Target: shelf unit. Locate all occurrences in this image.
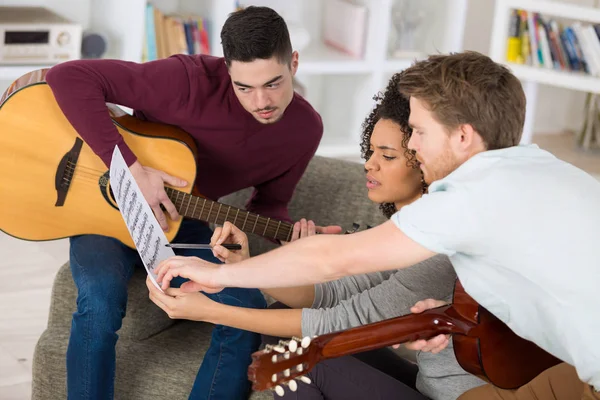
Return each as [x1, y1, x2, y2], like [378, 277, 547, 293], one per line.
[0, 0, 468, 161]
[0, 64, 54, 81]
[507, 63, 600, 93]
[489, 0, 600, 144]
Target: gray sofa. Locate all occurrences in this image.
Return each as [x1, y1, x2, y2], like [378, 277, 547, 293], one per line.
[32, 155, 388, 399]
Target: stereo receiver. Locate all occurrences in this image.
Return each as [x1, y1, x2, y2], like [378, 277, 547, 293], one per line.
[0, 6, 82, 65]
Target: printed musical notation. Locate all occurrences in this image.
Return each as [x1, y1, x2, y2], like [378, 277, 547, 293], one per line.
[109, 145, 175, 291]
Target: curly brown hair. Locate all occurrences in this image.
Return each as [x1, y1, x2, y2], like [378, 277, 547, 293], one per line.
[360, 72, 426, 219]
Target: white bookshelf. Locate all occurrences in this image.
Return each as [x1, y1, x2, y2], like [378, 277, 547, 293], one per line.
[508, 63, 600, 93]
[490, 0, 600, 144]
[297, 43, 373, 74]
[0, 0, 468, 161]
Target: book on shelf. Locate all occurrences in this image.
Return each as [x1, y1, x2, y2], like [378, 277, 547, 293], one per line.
[322, 0, 368, 59]
[142, 2, 210, 62]
[504, 8, 600, 77]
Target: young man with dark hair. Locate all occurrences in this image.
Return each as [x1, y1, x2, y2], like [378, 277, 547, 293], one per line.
[45, 6, 339, 399]
[154, 51, 600, 400]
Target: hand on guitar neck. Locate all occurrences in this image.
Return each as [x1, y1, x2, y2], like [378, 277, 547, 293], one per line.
[129, 161, 188, 231]
[394, 299, 451, 353]
[210, 219, 343, 264]
[280, 219, 343, 245]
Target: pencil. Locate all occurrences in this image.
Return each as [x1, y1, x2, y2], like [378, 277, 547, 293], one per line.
[165, 243, 242, 250]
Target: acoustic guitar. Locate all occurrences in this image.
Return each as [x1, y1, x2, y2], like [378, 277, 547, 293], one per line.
[0, 69, 295, 248]
[249, 279, 561, 395]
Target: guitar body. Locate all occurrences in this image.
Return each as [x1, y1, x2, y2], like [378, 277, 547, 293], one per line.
[0, 69, 197, 248]
[452, 280, 562, 389]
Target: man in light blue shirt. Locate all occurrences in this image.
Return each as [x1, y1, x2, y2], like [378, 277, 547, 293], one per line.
[153, 51, 600, 399]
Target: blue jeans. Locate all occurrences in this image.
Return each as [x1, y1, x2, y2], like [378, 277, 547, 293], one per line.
[66, 218, 266, 399]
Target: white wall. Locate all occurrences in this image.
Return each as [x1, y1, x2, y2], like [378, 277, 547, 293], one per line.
[463, 0, 591, 134]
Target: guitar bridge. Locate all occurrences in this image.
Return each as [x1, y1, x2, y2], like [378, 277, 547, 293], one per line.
[54, 138, 83, 206]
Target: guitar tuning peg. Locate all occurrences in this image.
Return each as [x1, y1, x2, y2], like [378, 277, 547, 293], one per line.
[301, 336, 312, 348]
[288, 379, 298, 392]
[274, 385, 285, 397]
[288, 339, 298, 352]
[296, 375, 311, 385]
[264, 344, 275, 354]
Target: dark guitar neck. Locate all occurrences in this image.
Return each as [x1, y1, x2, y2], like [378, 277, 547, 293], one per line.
[314, 305, 476, 360]
[165, 187, 294, 242]
[248, 303, 480, 392]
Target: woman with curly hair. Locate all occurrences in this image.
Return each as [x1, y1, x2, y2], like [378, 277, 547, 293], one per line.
[148, 73, 485, 399]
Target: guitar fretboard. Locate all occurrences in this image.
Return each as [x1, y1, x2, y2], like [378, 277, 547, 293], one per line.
[165, 187, 293, 242]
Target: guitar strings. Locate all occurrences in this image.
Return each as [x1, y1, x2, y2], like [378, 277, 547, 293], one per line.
[168, 191, 293, 240]
[65, 163, 106, 174]
[65, 174, 294, 241]
[64, 165, 294, 241]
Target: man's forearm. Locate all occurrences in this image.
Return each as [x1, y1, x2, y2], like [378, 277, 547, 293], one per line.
[214, 220, 435, 290]
[45, 61, 138, 166]
[211, 303, 303, 337]
[262, 286, 315, 309]
[218, 233, 339, 290]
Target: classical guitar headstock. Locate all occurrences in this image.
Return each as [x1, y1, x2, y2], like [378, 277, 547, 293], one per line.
[247, 336, 322, 396]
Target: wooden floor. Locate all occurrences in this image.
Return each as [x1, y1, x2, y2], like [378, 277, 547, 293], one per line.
[1, 133, 598, 399]
[534, 132, 600, 175]
[0, 236, 68, 399]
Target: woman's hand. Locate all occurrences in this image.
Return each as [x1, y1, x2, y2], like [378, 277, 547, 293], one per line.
[210, 222, 250, 263]
[146, 277, 221, 322]
[393, 299, 450, 353]
[281, 218, 343, 245]
[154, 256, 223, 293]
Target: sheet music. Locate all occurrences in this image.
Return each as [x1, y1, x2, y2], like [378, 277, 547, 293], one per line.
[109, 145, 175, 292]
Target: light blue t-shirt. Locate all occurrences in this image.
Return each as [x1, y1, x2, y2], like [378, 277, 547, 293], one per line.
[392, 144, 600, 389]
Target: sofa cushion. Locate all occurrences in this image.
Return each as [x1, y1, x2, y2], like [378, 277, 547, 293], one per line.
[33, 317, 272, 400]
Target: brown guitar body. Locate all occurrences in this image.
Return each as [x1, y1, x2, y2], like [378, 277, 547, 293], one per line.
[451, 280, 562, 389]
[0, 69, 294, 247]
[249, 279, 562, 392]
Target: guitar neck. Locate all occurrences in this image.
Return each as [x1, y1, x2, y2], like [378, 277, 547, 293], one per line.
[165, 187, 293, 242]
[248, 300, 479, 391]
[314, 305, 476, 360]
